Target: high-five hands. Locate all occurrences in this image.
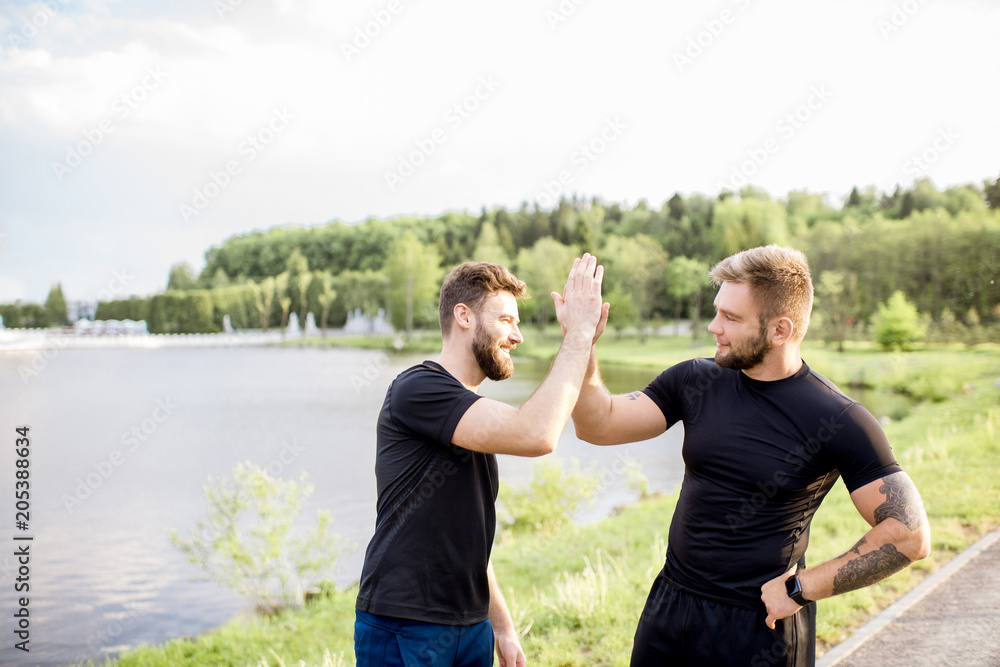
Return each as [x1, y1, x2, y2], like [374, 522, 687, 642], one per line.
[551, 253, 610, 345]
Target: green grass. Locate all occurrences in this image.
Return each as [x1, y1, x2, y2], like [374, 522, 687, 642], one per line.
[96, 339, 1000, 666]
[80, 590, 358, 667]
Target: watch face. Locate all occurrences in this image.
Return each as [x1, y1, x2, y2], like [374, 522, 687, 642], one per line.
[785, 575, 801, 596]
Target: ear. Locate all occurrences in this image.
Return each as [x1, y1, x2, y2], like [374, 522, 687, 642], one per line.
[770, 316, 795, 347]
[451, 303, 474, 334]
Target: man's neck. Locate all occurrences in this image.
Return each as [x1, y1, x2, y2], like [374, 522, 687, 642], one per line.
[437, 343, 485, 392]
[741, 346, 804, 382]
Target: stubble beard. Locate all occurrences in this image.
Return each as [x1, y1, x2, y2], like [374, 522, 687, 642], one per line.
[472, 321, 514, 381]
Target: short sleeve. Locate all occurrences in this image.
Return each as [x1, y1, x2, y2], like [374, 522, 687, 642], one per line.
[826, 402, 902, 493]
[389, 365, 482, 445]
[641, 359, 695, 427]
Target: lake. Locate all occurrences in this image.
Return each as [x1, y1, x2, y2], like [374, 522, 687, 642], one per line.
[0, 346, 684, 666]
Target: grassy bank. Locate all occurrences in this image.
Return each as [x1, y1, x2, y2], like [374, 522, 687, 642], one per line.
[98, 339, 1000, 666]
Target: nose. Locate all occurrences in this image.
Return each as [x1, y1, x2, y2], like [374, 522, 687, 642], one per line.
[510, 323, 524, 345]
[707, 313, 723, 336]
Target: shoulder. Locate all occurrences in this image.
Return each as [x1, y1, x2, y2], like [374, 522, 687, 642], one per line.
[393, 361, 458, 391]
[643, 357, 734, 421]
[390, 361, 469, 407]
[650, 357, 721, 385]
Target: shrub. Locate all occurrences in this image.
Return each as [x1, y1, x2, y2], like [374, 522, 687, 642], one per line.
[499, 459, 601, 535]
[167, 462, 353, 615]
[872, 291, 927, 350]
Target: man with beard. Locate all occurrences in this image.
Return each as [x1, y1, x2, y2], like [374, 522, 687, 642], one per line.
[356, 256, 608, 667]
[571, 245, 930, 666]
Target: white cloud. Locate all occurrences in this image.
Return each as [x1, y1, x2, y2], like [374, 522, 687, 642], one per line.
[0, 0, 998, 302]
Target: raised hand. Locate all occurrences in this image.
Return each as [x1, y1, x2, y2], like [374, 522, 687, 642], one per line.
[551, 253, 609, 345]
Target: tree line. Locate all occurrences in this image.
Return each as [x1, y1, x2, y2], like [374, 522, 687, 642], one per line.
[4, 175, 999, 345]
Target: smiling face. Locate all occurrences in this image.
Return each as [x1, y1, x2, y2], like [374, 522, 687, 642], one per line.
[707, 281, 772, 371]
[470, 291, 523, 381]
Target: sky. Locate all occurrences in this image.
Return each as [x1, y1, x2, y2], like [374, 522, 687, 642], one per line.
[0, 0, 998, 304]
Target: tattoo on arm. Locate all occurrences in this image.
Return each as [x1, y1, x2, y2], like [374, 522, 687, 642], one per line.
[626, 391, 642, 401]
[836, 536, 868, 560]
[873, 473, 926, 531]
[832, 544, 911, 595]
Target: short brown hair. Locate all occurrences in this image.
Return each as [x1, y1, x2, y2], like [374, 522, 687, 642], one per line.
[709, 245, 813, 340]
[438, 262, 527, 337]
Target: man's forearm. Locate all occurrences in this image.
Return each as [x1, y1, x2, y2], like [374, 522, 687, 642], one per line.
[802, 474, 931, 601]
[487, 561, 517, 637]
[763, 472, 931, 628]
[515, 330, 596, 449]
[570, 346, 614, 442]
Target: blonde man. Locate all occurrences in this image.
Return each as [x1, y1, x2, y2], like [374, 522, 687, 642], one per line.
[573, 245, 930, 666]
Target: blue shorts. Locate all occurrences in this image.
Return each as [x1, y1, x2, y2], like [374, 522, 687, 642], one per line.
[355, 610, 494, 667]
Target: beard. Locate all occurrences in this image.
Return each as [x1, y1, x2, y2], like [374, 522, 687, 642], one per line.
[472, 322, 514, 382]
[715, 326, 771, 371]
[472, 320, 514, 381]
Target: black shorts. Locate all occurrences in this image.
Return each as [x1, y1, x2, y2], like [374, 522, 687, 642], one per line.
[630, 569, 816, 667]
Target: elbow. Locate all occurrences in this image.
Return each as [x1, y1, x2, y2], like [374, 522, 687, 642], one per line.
[898, 521, 932, 562]
[573, 419, 607, 446]
[574, 422, 615, 447]
[912, 524, 932, 561]
[573, 421, 594, 444]
[530, 436, 558, 457]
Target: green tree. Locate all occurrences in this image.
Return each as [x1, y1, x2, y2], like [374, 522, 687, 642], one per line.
[603, 285, 638, 338]
[332, 270, 389, 327]
[984, 173, 1000, 210]
[286, 249, 311, 329]
[666, 257, 710, 340]
[909, 178, 947, 213]
[210, 267, 231, 289]
[816, 270, 857, 351]
[276, 272, 292, 330]
[167, 262, 197, 291]
[385, 232, 443, 335]
[317, 272, 337, 335]
[667, 192, 685, 221]
[148, 290, 216, 333]
[248, 277, 276, 331]
[471, 221, 511, 266]
[710, 196, 789, 258]
[514, 238, 579, 329]
[601, 234, 668, 341]
[873, 291, 926, 350]
[167, 462, 352, 615]
[44, 283, 68, 326]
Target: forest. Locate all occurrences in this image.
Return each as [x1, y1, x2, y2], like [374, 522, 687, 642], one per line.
[6, 175, 999, 346]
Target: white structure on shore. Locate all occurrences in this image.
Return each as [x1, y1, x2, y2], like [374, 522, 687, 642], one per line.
[304, 312, 320, 336]
[74, 319, 149, 335]
[344, 308, 393, 335]
[286, 312, 300, 336]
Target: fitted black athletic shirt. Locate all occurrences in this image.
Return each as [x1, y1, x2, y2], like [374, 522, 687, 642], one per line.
[356, 360, 498, 625]
[642, 358, 902, 608]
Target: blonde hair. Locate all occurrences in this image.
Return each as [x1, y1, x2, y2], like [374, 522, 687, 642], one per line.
[709, 245, 813, 340]
[438, 262, 527, 337]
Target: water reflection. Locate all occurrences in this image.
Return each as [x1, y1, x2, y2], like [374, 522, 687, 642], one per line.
[0, 347, 683, 666]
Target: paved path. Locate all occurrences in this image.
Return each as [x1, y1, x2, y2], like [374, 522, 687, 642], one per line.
[819, 528, 1000, 667]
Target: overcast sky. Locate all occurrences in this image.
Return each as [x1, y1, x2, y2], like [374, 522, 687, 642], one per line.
[1, 0, 998, 304]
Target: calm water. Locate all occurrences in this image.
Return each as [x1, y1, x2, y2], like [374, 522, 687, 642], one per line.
[0, 346, 683, 666]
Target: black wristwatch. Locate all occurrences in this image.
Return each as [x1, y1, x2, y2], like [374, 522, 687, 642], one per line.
[785, 574, 811, 606]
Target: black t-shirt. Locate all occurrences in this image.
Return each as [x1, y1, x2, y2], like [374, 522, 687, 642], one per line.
[642, 358, 902, 608]
[356, 360, 498, 625]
